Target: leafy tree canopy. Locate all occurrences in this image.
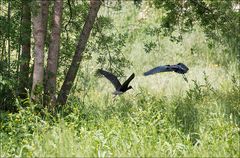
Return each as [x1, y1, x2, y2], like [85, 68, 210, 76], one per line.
[151, 0, 239, 57]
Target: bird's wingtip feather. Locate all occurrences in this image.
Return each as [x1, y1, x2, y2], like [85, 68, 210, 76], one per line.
[143, 72, 151, 76]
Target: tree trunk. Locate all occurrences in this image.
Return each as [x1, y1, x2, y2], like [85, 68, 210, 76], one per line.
[42, 0, 49, 41]
[44, 0, 63, 108]
[19, 0, 31, 99]
[31, 0, 49, 102]
[7, 0, 11, 73]
[57, 0, 102, 105]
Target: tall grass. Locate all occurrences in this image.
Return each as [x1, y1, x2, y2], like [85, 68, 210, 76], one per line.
[1, 76, 239, 157]
[1, 2, 239, 157]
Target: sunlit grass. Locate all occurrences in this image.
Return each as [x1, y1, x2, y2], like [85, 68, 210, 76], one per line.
[2, 79, 239, 157]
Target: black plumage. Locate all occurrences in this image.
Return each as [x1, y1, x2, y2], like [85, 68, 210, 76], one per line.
[144, 63, 189, 82]
[98, 69, 135, 95]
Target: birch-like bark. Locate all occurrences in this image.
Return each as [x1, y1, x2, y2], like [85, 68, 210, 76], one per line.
[44, 0, 63, 108]
[31, 0, 49, 102]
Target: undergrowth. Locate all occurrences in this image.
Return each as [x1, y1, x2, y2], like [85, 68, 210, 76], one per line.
[1, 75, 239, 157]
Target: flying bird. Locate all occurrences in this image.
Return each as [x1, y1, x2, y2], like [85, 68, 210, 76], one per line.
[98, 69, 135, 95]
[144, 63, 189, 82]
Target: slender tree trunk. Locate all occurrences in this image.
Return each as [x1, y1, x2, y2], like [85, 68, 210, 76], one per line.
[42, 0, 49, 41]
[29, 1, 49, 93]
[19, 0, 31, 99]
[44, 0, 63, 108]
[7, 0, 11, 73]
[57, 0, 102, 105]
[1, 39, 6, 61]
[31, 0, 49, 102]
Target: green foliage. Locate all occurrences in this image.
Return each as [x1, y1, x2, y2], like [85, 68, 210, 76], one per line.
[0, 1, 239, 157]
[218, 75, 240, 127]
[151, 0, 240, 58]
[144, 41, 157, 53]
[0, 0, 21, 50]
[173, 74, 217, 145]
[0, 74, 16, 111]
[0, 61, 17, 112]
[1, 78, 239, 157]
[0, 103, 51, 157]
[59, 3, 131, 78]
[58, 1, 89, 78]
[89, 15, 131, 75]
[0, 15, 8, 37]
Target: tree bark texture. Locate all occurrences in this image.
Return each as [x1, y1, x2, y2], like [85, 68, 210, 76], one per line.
[7, 0, 11, 73]
[44, 0, 63, 108]
[19, 0, 31, 99]
[31, 0, 49, 102]
[42, 0, 49, 41]
[57, 0, 102, 105]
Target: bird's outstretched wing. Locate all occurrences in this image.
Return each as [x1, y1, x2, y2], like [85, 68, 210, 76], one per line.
[121, 73, 135, 90]
[143, 65, 172, 76]
[98, 69, 121, 90]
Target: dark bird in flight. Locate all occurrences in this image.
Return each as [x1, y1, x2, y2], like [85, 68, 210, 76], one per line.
[98, 69, 135, 95]
[144, 63, 189, 82]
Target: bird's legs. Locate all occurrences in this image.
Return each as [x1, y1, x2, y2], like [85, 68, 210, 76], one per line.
[182, 74, 188, 82]
[112, 94, 117, 102]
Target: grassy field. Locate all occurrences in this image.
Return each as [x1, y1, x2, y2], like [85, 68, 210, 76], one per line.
[1, 2, 239, 157]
